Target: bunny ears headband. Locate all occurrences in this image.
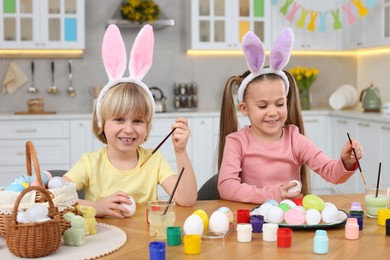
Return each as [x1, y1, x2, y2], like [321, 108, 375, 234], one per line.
[95, 24, 155, 128]
[238, 28, 294, 102]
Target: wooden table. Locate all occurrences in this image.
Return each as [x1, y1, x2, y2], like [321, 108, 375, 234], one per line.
[98, 194, 390, 259]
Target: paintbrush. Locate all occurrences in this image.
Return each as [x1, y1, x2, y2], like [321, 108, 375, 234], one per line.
[347, 133, 367, 187]
[140, 128, 176, 167]
[153, 167, 185, 237]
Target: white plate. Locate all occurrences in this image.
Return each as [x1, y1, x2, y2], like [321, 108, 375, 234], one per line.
[329, 91, 347, 110]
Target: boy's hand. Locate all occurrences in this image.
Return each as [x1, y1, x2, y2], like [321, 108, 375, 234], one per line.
[92, 191, 132, 218]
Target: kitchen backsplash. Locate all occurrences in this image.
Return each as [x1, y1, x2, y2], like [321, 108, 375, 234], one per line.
[1, 0, 388, 114]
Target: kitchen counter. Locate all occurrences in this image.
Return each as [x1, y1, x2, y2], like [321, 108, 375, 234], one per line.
[1, 109, 390, 122]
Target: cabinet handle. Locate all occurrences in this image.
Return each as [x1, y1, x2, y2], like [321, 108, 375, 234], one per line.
[336, 120, 348, 124]
[16, 129, 37, 133]
[381, 126, 390, 131]
[358, 122, 370, 127]
[304, 119, 319, 123]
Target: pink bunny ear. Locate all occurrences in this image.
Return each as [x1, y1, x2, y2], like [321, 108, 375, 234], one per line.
[129, 25, 154, 81]
[269, 28, 294, 71]
[242, 31, 265, 74]
[102, 24, 127, 81]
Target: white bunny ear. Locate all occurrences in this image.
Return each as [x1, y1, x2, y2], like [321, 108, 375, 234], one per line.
[242, 31, 265, 74]
[129, 25, 154, 81]
[269, 28, 294, 71]
[102, 24, 127, 81]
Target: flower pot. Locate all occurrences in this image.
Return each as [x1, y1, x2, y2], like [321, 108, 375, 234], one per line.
[299, 88, 311, 110]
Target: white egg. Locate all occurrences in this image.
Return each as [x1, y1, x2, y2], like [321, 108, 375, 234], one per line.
[26, 204, 49, 222]
[48, 176, 64, 189]
[121, 196, 136, 217]
[209, 211, 229, 234]
[266, 205, 284, 224]
[183, 214, 204, 236]
[295, 206, 307, 214]
[287, 180, 302, 193]
[305, 209, 321, 225]
[280, 199, 297, 208]
[17, 211, 30, 223]
[264, 199, 279, 206]
[321, 204, 339, 223]
[257, 203, 273, 221]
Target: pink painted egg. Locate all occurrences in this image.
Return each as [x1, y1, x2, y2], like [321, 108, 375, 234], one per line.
[284, 208, 305, 225]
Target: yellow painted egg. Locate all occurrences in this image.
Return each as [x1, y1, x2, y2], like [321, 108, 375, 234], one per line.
[302, 194, 325, 211]
[193, 209, 209, 232]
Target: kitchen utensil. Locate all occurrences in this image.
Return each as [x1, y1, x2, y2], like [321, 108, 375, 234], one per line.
[359, 83, 382, 112]
[28, 61, 39, 94]
[67, 60, 76, 97]
[47, 61, 59, 94]
[140, 128, 176, 167]
[149, 86, 167, 112]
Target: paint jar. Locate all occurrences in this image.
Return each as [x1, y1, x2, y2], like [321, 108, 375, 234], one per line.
[167, 226, 182, 246]
[386, 219, 390, 236]
[236, 223, 252, 242]
[377, 209, 390, 226]
[250, 214, 264, 233]
[183, 234, 201, 255]
[349, 213, 364, 230]
[345, 218, 359, 240]
[277, 228, 292, 248]
[313, 230, 328, 254]
[262, 223, 278, 242]
[237, 209, 250, 223]
[149, 241, 166, 260]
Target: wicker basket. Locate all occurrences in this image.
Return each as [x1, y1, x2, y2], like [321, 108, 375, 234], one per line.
[6, 186, 62, 258]
[0, 141, 78, 237]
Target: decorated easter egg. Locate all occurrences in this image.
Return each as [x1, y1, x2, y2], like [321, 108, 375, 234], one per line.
[266, 205, 284, 224]
[48, 176, 64, 189]
[302, 194, 325, 211]
[193, 209, 209, 232]
[305, 209, 321, 225]
[121, 196, 136, 217]
[209, 211, 229, 234]
[284, 208, 305, 225]
[279, 203, 291, 212]
[280, 199, 297, 209]
[183, 214, 204, 235]
[264, 199, 279, 206]
[217, 207, 234, 223]
[287, 180, 302, 193]
[292, 197, 303, 206]
[5, 183, 25, 192]
[321, 203, 339, 223]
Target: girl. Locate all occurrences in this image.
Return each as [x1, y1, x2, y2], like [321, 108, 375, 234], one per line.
[217, 28, 363, 204]
[63, 24, 197, 218]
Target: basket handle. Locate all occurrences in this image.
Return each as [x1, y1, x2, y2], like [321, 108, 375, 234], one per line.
[25, 141, 44, 188]
[10, 186, 58, 222]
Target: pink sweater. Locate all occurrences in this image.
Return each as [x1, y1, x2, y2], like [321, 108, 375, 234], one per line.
[218, 125, 355, 204]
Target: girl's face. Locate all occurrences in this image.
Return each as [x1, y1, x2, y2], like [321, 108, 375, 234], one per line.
[104, 112, 147, 156]
[239, 78, 287, 142]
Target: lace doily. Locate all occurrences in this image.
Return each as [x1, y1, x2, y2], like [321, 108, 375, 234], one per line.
[0, 222, 127, 259]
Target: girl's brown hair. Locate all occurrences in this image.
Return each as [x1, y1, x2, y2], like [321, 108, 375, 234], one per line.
[218, 71, 310, 195]
[92, 83, 154, 144]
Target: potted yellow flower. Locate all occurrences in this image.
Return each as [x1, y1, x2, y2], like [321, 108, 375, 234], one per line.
[121, 0, 160, 24]
[289, 66, 319, 110]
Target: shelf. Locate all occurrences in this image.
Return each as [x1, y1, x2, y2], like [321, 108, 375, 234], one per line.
[107, 18, 174, 30]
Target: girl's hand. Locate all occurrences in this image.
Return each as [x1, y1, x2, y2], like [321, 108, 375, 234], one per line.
[279, 182, 302, 200]
[341, 139, 363, 171]
[91, 191, 132, 218]
[171, 118, 190, 153]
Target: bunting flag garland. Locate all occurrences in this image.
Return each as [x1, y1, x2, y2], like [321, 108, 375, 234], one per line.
[277, 0, 378, 32]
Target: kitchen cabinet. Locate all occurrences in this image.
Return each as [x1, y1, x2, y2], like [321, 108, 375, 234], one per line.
[0, 0, 85, 49]
[271, 0, 342, 50]
[343, 1, 390, 49]
[190, 0, 272, 50]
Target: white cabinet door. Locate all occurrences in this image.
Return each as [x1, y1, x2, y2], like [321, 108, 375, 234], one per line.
[190, 0, 271, 50]
[271, 0, 341, 50]
[378, 122, 390, 186]
[303, 115, 333, 194]
[0, 0, 85, 49]
[192, 117, 215, 189]
[70, 119, 93, 166]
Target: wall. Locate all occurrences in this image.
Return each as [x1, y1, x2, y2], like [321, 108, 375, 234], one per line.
[0, 0, 358, 114]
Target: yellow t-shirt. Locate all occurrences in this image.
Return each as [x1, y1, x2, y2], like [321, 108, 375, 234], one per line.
[65, 147, 175, 203]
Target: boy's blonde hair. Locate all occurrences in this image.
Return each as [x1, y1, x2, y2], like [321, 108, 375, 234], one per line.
[92, 82, 154, 144]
